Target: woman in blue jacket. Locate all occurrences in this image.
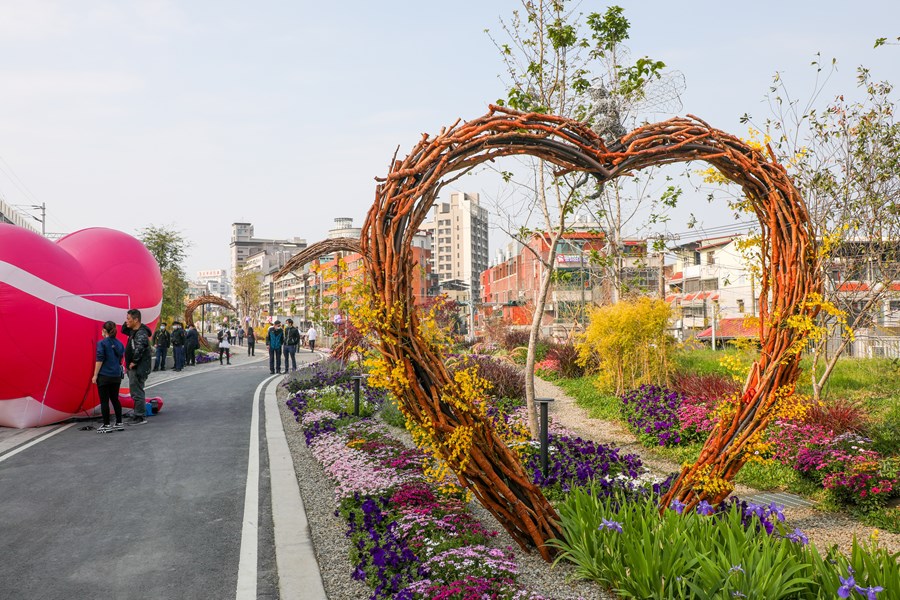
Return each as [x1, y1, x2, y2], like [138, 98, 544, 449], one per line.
[92, 321, 126, 433]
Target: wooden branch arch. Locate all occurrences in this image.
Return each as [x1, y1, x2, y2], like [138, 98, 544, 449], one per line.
[184, 294, 237, 349]
[282, 105, 821, 559]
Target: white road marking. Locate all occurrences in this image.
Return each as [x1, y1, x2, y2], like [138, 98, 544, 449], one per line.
[0, 423, 75, 464]
[235, 374, 279, 600]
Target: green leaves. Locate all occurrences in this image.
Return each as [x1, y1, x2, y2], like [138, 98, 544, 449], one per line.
[138, 224, 190, 323]
[618, 57, 667, 99]
[549, 485, 896, 599]
[586, 6, 630, 55]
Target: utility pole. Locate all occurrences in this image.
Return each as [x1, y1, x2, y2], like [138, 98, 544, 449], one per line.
[658, 247, 666, 299]
[579, 245, 586, 324]
[711, 300, 719, 350]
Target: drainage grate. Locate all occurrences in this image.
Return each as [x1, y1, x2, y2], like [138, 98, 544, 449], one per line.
[741, 491, 816, 509]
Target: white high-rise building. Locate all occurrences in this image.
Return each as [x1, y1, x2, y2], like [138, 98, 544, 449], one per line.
[423, 192, 489, 333]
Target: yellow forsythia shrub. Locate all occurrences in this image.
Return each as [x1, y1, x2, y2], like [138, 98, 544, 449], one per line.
[576, 297, 674, 395]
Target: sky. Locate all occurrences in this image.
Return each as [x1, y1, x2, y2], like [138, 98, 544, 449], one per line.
[0, 0, 896, 277]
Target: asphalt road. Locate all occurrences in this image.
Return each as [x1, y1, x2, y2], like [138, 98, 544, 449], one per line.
[0, 353, 316, 600]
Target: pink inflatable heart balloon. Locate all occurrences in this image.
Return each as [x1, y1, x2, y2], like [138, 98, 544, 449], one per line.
[0, 225, 162, 428]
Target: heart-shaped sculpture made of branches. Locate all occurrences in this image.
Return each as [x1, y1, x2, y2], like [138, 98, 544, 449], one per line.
[278, 105, 821, 559]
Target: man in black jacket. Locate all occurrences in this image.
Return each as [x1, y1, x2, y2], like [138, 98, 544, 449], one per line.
[184, 324, 199, 366]
[123, 309, 152, 425]
[171, 321, 186, 371]
[151, 322, 171, 371]
[283, 318, 300, 372]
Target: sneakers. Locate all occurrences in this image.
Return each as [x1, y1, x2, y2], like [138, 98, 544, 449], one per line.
[112, 422, 124, 431]
[126, 416, 147, 426]
[96, 424, 113, 434]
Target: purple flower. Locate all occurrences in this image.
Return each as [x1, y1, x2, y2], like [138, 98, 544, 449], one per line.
[838, 574, 856, 598]
[669, 499, 685, 514]
[785, 528, 808, 546]
[599, 519, 623, 533]
[768, 501, 785, 522]
[729, 564, 744, 574]
[697, 500, 714, 516]
[855, 585, 885, 600]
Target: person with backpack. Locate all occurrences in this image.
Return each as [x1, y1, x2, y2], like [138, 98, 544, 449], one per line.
[170, 321, 186, 371]
[266, 320, 284, 374]
[217, 327, 231, 365]
[122, 309, 152, 425]
[283, 318, 300, 372]
[151, 322, 170, 371]
[92, 320, 125, 433]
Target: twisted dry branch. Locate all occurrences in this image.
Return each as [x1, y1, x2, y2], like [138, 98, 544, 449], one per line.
[183, 294, 237, 349]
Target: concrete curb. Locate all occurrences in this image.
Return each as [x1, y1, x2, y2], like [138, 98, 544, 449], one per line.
[265, 379, 327, 599]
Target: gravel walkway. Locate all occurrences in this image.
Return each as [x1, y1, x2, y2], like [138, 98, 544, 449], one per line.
[535, 376, 900, 555]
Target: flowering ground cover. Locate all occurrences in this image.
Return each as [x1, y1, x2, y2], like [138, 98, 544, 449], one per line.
[619, 384, 684, 447]
[287, 361, 554, 600]
[772, 421, 900, 513]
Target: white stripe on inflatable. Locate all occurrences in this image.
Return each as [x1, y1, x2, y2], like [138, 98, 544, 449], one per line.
[0, 260, 161, 322]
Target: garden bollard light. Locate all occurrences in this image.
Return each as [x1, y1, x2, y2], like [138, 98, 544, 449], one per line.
[351, 375, 362, 416]
[535, 397, 554, 480]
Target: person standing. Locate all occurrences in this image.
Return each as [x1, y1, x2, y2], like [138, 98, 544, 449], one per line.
[266, 321, 284, 374]
[283, 318, 300, 372]
[246, 327, 256, 356]
[123, 309, 152, 425]
[306, 324, 317, 353]
[184, 323, 199, 366]
[151, 322, 170, 371]
[237, 327, 244, 346]
[217, 327, 231, 365]
[93, 320, 125, 433]
[170, 321, 186, 371]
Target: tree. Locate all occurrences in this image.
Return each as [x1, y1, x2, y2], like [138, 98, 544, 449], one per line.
[233, 265, 262, 325]
[138, 225, 190, 324]
[488, 2, 672, 436]
[755, 60, 900, 401]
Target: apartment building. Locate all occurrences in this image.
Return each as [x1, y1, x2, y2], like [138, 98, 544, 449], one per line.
[229, 222, 306, 295]
[422, 192, 489, 335]
[0, 198, 39, 232]
[666, 236, 756, 340]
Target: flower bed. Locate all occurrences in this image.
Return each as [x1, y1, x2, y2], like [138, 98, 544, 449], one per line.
[619, 384, 684, 447]
[772, 421, 900, 511]
[293, 397, 552, 599]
